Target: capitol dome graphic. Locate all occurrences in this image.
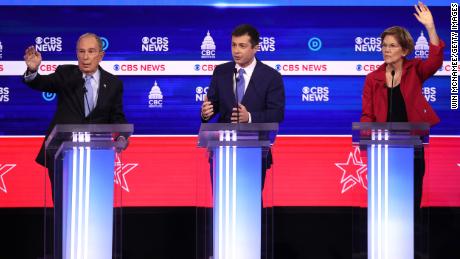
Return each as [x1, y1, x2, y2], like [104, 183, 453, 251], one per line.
[148, 81, 163, 108]
[415, 31, 429, 59]
[201, 31, 216, 51]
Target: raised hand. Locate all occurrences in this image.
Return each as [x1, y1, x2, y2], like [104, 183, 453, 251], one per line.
[414, 1, 435, 29]
[413, 1, 439, 45]
[24, 45, 42, 72]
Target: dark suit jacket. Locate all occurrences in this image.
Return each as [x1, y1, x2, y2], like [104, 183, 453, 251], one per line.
[202, 60, 285, 169]
[24, 65, 127, 167]
[203, 60, 285, 123]
[361, 40, 444, 126]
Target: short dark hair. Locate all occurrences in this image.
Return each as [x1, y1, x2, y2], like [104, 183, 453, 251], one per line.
[232, 24, 260, 47]
[380, 26, 414, 55]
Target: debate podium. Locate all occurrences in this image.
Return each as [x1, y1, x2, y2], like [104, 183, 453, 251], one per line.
[45, 124, 133, 259]
[352, 122, 429, 259]
[198, 123, 278, 259]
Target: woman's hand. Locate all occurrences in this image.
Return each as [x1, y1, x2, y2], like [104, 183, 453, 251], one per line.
[414, 1, 435, 29]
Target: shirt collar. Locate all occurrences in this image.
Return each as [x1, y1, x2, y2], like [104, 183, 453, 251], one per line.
[235, 58, 257, 76]
[83, 69, 101, 87]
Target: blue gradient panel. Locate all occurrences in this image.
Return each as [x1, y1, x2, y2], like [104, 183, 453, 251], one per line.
[0, 6, 455, 136]
[213, 146, 262, 259]
[61, 147, 115, 259]
[0, 6, 450, 61]
[0, 0, 453, 6]
[368, 145, 414, 259]
[0, 75, 455, 135]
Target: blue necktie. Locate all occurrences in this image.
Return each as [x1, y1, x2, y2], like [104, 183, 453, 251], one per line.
[84, 75, 94, 117]
[236, 68, 245, 103]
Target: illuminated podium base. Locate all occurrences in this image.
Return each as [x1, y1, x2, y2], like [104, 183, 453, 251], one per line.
[199, 123, 278, 259]
[366, 143, 414, 259]
[212, 143, 262, 259]
[61, 146, 116, 259]
[46, 124, 133, 259]
[353, 122, 429, 259]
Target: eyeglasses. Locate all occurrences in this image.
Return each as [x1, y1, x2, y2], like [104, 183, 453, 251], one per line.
[381, 43, 401, 50]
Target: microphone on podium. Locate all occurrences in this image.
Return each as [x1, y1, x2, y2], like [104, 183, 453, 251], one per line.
[233, 68, 240, 123]
[389, 69, 395, 122]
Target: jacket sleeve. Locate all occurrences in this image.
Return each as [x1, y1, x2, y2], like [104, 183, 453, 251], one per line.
[417, 39, 445, 82]
[201, 66, 220, 123]
[360, 75, 376, 122]
[23, 65, 65, 93]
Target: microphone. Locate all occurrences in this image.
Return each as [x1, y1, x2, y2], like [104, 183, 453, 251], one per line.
[389, 69, 395, 122]
[233, 68, 240, 124]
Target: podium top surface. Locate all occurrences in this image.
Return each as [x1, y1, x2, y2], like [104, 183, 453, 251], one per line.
[198, 123, 279, 148]
[45, 124, 133, 149]
[352, 122, 430, 146]
[352, 122, 430, 131]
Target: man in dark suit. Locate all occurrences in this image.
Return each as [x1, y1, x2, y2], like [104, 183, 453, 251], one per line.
[200, 24, 285, 259]
[201, 24, 285, 172]
[24, 32, 128, 184]
[201, 24, 284, 124]
[23, 33, 128, 257]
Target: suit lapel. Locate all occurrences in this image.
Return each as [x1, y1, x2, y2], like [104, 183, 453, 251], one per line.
[95, 67, 108, 110]
[70, 68, 86, 117]
[242, 61, 260, 104]
[226, 63, 237, 104]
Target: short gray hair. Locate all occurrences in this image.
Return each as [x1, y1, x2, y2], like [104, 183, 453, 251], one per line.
[77, 33, 103, 52]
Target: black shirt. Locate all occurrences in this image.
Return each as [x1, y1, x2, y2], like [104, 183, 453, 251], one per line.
[386, 84, 408, 122]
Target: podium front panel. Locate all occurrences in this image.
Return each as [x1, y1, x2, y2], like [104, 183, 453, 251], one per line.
[44, 124, 132, 259]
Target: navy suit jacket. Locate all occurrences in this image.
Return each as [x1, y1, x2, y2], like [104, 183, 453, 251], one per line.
[203, 60, 285, 123]
[202, 60, 285, 169]
[24, 65, 127, 167]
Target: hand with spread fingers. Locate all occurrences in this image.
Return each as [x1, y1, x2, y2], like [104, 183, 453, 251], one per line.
[413, 1, 439, 45]
[414, 1, 434, 28]
[24, 45, 42, 72]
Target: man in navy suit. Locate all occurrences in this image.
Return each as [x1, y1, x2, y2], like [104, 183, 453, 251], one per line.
[200, 24, 285, 258]
[201, 24, 285, 125]
[201, 24, 285, 172]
